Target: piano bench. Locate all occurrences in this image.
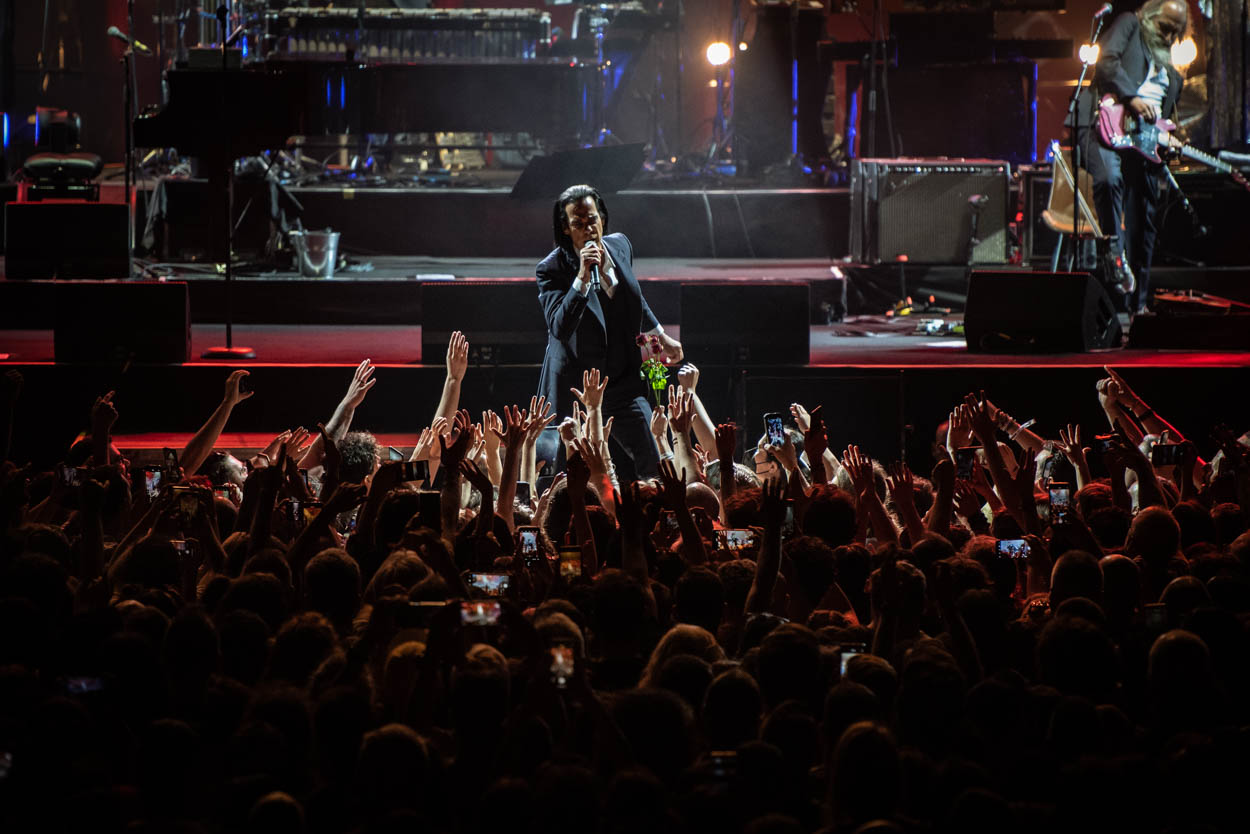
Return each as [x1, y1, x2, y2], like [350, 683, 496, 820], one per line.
[21, 152, 104, 202]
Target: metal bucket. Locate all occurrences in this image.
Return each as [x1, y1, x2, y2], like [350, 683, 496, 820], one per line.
[290, 229, 340, 278]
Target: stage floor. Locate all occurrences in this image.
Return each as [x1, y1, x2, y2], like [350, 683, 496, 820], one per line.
[4, 319, 1249, 368]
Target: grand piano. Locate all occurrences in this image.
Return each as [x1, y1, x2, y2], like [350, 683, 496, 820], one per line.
[134, 8, 601, 156]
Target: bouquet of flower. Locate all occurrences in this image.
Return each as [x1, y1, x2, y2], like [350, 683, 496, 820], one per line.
[637, 333, 668, 407]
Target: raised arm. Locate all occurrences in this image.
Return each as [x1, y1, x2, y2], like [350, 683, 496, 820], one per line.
[300, 359, 377, 470]
[677, 364, 717, 454]
[182, 370, 253, 477]
[434, 331, 469, 428]
[745, 475, 786, 613]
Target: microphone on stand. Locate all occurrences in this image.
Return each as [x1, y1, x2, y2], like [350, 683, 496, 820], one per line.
[1092, 3, 1114, 19]
[106, 26, 153, 56]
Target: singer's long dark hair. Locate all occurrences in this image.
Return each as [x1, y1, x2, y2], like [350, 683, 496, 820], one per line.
[552, 184, 609, 254]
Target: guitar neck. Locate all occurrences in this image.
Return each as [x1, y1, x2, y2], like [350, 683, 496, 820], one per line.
[1178, 144, 1235, 175]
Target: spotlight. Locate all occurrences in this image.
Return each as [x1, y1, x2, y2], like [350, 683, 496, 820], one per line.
[738, 42, 748, 51]
[1171, 37, 1196, 71]
[1078, 43, 1100, 65]
[706, 41, 731, 67]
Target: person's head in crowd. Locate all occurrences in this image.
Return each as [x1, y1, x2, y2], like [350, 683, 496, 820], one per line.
[304, 548, 362, 632]
[702, 667, 763, 749]
[338, 431, 381, 485]
[1125, 506, 1182, 571]
[1099, 554, 1141, 626]
[828, 721, 901, 830]
[1087, 505, 1131, 550]
[673, 567, 725, 634]
[640, 623, 724, 687]
[802, 486, 859, 548]
[1211, 502, 1246, 546]
[1037, 612, 1118, 701]
[203, 449, 249, 489]
[1049, 550, 1103, 608]
[757, 623, 822, 712]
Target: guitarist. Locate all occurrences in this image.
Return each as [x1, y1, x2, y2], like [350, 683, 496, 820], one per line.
[1069, 0, 1187, 315]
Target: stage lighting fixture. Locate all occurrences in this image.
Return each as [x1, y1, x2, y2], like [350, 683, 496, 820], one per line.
[706, 42, 731, 67]
[1171, 37, 1196, 71]
[1078, 43, 1099, 65]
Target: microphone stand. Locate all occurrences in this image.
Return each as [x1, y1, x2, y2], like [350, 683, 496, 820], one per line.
[124, 0, 137, 279]
[1065, 10, 1109, 270]
[202, 2, 255, 360]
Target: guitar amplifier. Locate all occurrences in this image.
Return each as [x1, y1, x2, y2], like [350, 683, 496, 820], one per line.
[850, 158, 1009, 265]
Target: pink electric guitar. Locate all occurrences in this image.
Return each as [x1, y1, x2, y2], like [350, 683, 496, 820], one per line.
[1097, 94, 1250, 191]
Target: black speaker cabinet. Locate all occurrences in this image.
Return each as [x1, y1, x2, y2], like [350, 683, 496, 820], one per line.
[964, 271, 1122, 353]
[421, 280, 549, 365]
[850, 159, 1009, 265]
[680, 282, 810, 365]
[53, 281, 191, 363]
[4, 202, 129, 279]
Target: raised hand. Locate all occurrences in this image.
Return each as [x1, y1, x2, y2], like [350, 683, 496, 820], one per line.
[459, 459, 494, 496]
[614, 480, 644, 533]
[953, 479, 983, 522]
[947, 405, 973, 452]
[803, 405, 828, 467]
[571, 436, 609, 482]
[677, 363, 700, 393]
[317, 423, 341, 490]
[650, 405, 670, 441]
[766, 431, 800, 474]
[91, 390, 118, 432]
[282, 427, 313, 461]
[224, 369, 253, 407]
[523, 397, 555, 444]
[343, 359, 377, 409]
[842, 445, 875, 497]
[566, 451, 591, 496]
[656, 458, 688, 511]
[668, 385, 695, 434]
[571, 368, 608, 411]
[715, 423, 737, 465]
[446, 331, 469, 381]
[439, 409, 473, 468]
[886, 461, 916, 510]
[494, 404, 527, 452]
[760, 472, 787, 528]
[789, 402, 812, 433]
[1103, 366, 1142, 409]
[963, 393, 997, 442]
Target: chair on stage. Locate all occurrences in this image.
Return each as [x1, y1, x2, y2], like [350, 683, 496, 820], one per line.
[1042, 141, 1105, 272]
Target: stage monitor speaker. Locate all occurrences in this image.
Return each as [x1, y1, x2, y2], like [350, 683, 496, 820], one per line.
[54, 281, 191, 363]
[850, 159, 1009, 265]
[4, 202, 129, 279]
[422, 280, 548, 365]
[510, 144, 646, 201]
[964, 271, 1122, 353]
[680, 282, 810, 365]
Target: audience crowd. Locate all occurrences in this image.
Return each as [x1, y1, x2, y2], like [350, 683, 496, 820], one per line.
[2, 336, 1250, 834]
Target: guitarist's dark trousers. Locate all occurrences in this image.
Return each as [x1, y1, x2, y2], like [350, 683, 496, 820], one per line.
[1074, 124, 1161, 314]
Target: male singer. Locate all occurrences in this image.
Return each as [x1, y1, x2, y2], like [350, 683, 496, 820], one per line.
[535, 184, 682, 480]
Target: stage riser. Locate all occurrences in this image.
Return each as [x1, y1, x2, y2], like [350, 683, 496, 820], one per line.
[0, 276, 848, 328]
[191, 187, 849, 259]
[8, 363, 1249, 475]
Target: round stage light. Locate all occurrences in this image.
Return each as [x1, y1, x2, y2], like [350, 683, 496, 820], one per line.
[1078, 43, 1100, 65]
[706, 42, 731, 67]
[1171, 37, 1196, 71]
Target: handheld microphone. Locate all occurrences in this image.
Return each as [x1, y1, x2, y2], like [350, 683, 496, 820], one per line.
[1093, 3, 1113, 19]
[106, 26, 153, 56]
[587, 237, 601, 286]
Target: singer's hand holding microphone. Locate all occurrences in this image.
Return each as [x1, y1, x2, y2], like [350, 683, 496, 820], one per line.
[578, 239, 604, 285]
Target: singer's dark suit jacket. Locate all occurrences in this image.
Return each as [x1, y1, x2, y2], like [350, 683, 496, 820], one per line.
[1070, 12, 1183, 127]
[535, 233, 659, 420]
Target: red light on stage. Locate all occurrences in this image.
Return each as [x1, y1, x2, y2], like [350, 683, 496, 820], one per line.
[1015, 211, 1024, 222]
